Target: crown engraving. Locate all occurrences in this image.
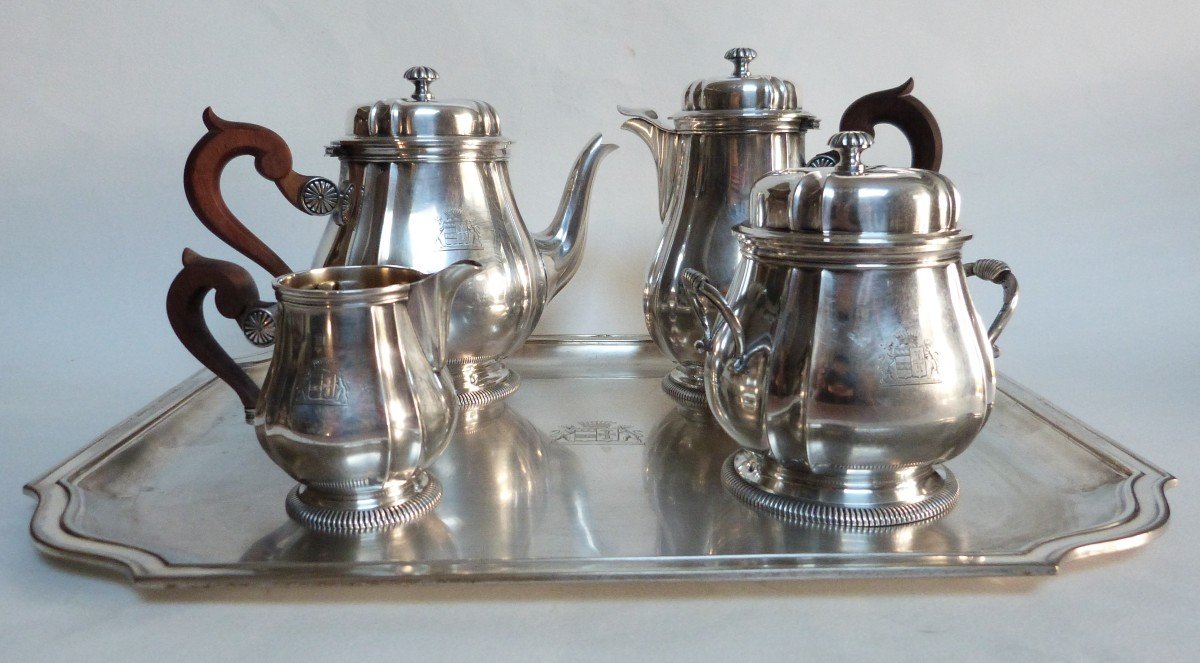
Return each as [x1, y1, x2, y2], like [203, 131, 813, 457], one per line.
[882, 327, 941, 386]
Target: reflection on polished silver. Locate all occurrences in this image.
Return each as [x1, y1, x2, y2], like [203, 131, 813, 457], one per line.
[314, 67, 617, 406]
[24, 337, 1174, 584]
[619, 48, 820, 409]
[686, 131, 1019, 525]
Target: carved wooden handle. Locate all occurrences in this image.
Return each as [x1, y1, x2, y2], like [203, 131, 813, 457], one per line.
[167, 248, 274, 421]
[838, 78, 943, 172]
[183, 108, 338, 277]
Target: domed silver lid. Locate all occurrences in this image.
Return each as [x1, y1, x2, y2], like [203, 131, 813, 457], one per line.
[749, 131, 960, 236]
[681, 48, 799, 112]
[353, 66, 501, 137]
[329, 66, 509, 161]
[671, 48, 817, 133]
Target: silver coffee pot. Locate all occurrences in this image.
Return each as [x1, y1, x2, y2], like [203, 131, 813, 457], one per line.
[185, 66, 617, 407]
[621, 48, 941, 409]
[167, 250, 481, 531]
[683, 131, 1018, 527]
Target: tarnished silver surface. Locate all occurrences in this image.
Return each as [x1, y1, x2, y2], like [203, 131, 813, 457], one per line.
[25, 336, 1173, 586]
[619, 48, 819, 409]
[684, 132, 1020, 526]
[316, 68, 618, 405]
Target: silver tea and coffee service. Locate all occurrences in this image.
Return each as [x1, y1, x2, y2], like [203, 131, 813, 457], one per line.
[26, 45, 1175, 586]
[684, 130, 1018, 526]
[622, 48, 942, 410]
[165, 50, 1018, 533]
[166, 248, 481, 531]
[184, 65, 617, 408]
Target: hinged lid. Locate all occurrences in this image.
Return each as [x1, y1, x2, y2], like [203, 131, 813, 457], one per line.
[329, 66, 509, 161]
[671, 48, 818, 133]
[750, 131, 960, 236]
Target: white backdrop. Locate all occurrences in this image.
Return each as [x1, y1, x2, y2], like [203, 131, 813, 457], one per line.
[3, 1, 1198, 659]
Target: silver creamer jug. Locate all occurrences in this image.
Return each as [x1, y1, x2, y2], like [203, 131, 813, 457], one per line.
[622, 48, 943, 410]
[683, 131, 1018, 527]
[167, 250, 482, 531]
[185, 66, 617, 407]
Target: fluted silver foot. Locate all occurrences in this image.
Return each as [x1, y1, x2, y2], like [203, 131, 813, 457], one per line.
[285, 471, 443, 532]
[721, 451, 959, 527]
[450, 360, 520, 407]
[661, 364, 709, 412]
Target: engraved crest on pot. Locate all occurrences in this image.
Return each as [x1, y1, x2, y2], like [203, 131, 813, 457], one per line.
[881, 327, 942, 386]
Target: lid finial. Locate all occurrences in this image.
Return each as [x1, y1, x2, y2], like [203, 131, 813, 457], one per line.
[724, 47, 757, 77]
[829, 131, 873, 175]
[404, 66, 439, 101]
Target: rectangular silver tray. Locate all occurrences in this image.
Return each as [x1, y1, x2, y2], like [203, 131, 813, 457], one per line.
[25, 336, 1174, 586]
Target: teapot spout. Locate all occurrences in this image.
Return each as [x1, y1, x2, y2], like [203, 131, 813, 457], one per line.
[407, 260, 483, 371]
[533, 134, 618, 299]
[618, 106, 681, 222]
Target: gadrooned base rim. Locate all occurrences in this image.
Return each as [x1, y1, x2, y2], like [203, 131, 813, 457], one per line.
[661, 374, 708, 410]
[721, 452, 960, 527]
[455, 370, 521, 408]
[285, 472, 443, 533]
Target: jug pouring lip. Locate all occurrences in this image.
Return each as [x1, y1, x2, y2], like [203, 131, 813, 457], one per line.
[273, 264, 428, 306]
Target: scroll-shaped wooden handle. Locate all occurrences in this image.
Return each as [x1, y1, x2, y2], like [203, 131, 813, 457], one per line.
[167, 248, 273, 421]
[184, 108, 338, 277]
[839, 78, 943, 172]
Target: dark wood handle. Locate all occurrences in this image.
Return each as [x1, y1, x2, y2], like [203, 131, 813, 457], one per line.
[166, 248, 269, 417]
[839, 78, 943, 172]
[183, 107, 319, 277]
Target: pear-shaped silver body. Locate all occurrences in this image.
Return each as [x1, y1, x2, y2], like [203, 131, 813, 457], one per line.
[256, 262, 481, 530]
[619, 48, 819, 409]
[184, 67, 615, 409]
[314, 67, 617, 406]
[685, 132, 1019, 527]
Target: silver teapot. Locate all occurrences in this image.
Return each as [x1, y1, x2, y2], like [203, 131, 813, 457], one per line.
[185, 66, 617, 407]
[621, 48, 941, 409]
[167, 250, 481, 531]
[683, 131, 1018, 527]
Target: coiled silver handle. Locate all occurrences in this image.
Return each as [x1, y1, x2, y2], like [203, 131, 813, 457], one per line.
[681, 268, 745, 359]
[964, 259, 1019, 358]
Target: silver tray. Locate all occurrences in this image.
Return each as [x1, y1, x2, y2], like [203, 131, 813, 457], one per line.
[25, 336, 1174, 586]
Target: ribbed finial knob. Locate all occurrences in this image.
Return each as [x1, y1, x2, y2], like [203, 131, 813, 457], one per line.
[724, 47, 757, 77]
[829, 130, 873, 175]
[404, 66, 439, 101]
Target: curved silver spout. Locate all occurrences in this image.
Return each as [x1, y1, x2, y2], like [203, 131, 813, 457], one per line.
[533, 134, 618, 300]
[407, 260, 483, 371]
[618, 106, 681, 222]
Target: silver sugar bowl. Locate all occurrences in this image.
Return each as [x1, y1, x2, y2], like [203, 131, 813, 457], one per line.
[683, 131, 1019, 526]
[167, 250, 481, 531]
[184, 66, 617, 407]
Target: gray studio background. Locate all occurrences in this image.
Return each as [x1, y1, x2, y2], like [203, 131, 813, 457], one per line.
[2, 1, 1198, 659]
